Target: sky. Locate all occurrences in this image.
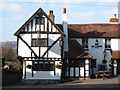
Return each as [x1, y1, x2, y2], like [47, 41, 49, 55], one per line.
[0, 0, 120, 42]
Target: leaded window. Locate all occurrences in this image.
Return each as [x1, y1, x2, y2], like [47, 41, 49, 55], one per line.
[36, 17, 45, 25]
[32, 38, 47, 47]
[33, 61, 54, 71]
[69, 59, 85, 67]
[41, 17, 45, 24]
[91, 59, 96, 68]
[105, 38, 111, 48]
[82, 38, 88, 48]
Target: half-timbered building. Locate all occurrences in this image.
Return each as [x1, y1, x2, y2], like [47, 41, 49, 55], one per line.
[14, 8, 120, 80]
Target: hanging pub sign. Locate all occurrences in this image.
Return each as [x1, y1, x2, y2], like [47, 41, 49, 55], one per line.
[102, 59, 107, 64]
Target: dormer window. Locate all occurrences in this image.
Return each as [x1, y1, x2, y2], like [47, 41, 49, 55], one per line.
[105, 38, 111, 48]
[82, 38, 88, 48]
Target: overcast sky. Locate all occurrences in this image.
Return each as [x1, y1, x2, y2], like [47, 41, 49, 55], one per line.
[0, 0, 119, 42]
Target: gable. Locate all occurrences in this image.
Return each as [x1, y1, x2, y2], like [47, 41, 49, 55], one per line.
[14, 8, 64, 36]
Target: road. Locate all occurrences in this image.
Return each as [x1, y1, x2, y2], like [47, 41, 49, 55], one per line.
[2, 77, 120, 89]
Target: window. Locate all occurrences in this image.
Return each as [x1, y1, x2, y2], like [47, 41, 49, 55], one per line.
[98, 65, 107, 71]
[82, 38, 88, 48]
[105, 38, 111, 48]
[31, 20, 33, 29]
[47, 20, 49, 31]
[91, 59, 96, 68]
[41, 17, 45, 24]
[33, 61, 54, 71]
[36, 17, 45, 25]
[32, 38, 47, 47]
[22, 28, 25, 32]
[27, 24, 29, 31]
[36, 18, 40, 24]
[80, 60, 85, 67]
[69, 59, 85, 67]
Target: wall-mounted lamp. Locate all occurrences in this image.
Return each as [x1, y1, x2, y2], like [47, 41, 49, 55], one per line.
[103, 50, 107, 58]
[59, 39, 63, 47]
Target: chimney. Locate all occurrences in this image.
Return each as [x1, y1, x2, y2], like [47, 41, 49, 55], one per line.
[62, 8, 67, 22]
[114, 14, 116, 18]
[62, 8, 68, 53]
[63, 8, 66, 13]
[110, 14, 119, 24]
[48, 10, 55, 22]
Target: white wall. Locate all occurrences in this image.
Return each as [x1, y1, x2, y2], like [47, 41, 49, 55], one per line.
[18, 34, 31, 57]
[71, 38, 113, 74]
[48, 34, 61, 58]
[111, 39, 120, 51]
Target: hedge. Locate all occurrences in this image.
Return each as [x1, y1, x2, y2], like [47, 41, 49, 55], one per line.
[2, 69, 22, 85]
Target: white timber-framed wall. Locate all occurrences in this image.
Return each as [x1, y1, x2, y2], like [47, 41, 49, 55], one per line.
[70, 38, 120, 74]
[16, 8, 64, 80]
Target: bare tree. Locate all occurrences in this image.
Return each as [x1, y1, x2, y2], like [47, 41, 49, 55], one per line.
[2, 42, 17, 61]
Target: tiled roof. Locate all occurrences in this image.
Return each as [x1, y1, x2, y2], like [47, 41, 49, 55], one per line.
[112, 51, 120, 59]
[57, 24, 120, 38]
[65, 39, 92, 58]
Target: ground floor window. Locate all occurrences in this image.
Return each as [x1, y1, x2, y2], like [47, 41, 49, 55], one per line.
[98, 64, 107, 71]
[33, 61, 54, 71]
[91, 59, 96, 68]
[69, 59, 85, 67]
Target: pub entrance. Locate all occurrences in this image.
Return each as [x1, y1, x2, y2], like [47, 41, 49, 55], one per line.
[62, 58, 90, 79]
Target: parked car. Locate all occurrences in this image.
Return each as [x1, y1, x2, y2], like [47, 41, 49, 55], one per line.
[95, 71, 112, 78]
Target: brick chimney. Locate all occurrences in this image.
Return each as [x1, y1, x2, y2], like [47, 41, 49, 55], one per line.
[110, 14, 119, 24]
[48, 10, 55, 22]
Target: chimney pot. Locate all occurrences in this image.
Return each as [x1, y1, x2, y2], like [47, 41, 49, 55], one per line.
[114, 14, 116, 18]
[48, 10, 54, 22]
[63, 8, 66, 13]
[49, 10, 53, 15]
[109, 14, 118, 23]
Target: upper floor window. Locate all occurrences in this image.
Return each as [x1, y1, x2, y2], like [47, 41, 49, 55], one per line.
[105, 38, 111, 48]
[82, 38, 88, 48]
[32, 38, 47, 47]
[27, 24, 29, 31]
[31, 20, 33, 29]
[41, 17, 45, 24]
[36, 17, 45, 25]
[36, 18, 40, 24]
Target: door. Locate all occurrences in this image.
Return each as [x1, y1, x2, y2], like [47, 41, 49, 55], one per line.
[117, 60, 120, 75]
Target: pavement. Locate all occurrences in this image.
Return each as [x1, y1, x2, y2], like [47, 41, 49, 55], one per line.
[2, 77, 120, 89]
